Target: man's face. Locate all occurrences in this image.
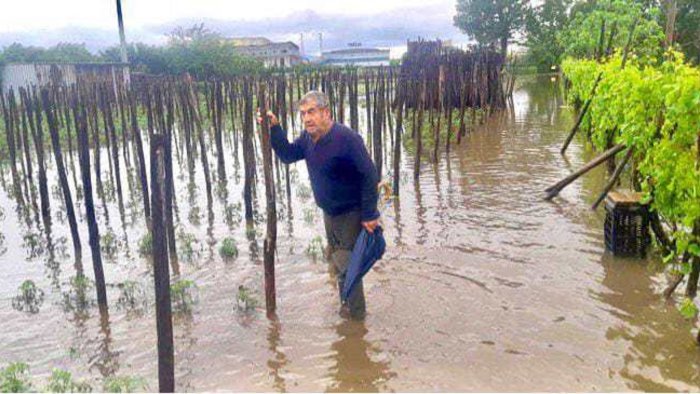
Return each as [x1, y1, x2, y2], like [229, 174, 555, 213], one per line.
[300, 100, 332, 137]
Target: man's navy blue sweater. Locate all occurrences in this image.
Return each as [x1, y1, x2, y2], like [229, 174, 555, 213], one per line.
[270, 122, 379, 222]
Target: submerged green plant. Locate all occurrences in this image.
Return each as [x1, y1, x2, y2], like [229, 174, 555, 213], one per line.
[0, 233, 6, 257]
[170, 279, 198, 313]
[45, 369, 91, 393]
[224, 202, 242, 226]
[137, 233, 153, 256]
[116, 280, 147, 313]
[305, 236, 324, 261]
[236, 285, 259, 311]
[11, 280, 45, 314]
[0, 362, 31, 393]
[296, 183, 312, 201]
[103, 375, 147, 393]
[62, 276, 95, 313]
[101, 231, 121, 259]
[245, 225, 259, 239]
[302, 208, 315, 225]
[188, 206, 202, 226]
[22, 233, 45, 259]
[219, 237, 239, 259]
[679, 297, 699, 319]
[289, 168, 299, 183]
[177, 230, 201, 262]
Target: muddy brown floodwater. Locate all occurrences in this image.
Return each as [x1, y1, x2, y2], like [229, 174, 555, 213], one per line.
[1, 75, 699, 392]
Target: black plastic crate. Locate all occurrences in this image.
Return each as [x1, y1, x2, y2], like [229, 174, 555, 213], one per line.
[604, 191, 650, 258]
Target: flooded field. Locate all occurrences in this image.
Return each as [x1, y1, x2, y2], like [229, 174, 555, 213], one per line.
[1, 75, 698, 391]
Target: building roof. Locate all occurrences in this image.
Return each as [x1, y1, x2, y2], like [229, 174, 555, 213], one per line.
[228, 37, 272, 46]
[236, 41, 299, 50]
[323, 48, 389, 56]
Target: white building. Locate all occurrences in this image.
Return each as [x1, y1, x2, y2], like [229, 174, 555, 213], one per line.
[229, 37, 303, 68]
[320, 48, 391, 67]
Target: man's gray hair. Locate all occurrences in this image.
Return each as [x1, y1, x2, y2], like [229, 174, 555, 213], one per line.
[298, 90, 330, 109]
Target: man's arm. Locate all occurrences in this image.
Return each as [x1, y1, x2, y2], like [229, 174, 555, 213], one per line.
[348, 133, 380, 229]
[269, 124, 305, 164]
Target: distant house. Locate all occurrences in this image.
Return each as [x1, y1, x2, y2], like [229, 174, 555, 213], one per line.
[228, 37, 303, 68]
[1, 62, 130, 94]
[320, 48, 391, 67]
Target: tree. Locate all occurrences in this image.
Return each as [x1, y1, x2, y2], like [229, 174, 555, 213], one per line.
[0, 42, 97, 63]
[100, 24, 263, 78]
[0, 43, 47, 63]
[525, 0, 573, 71]
[453, 0, 530, 57]
[558, 0, 665, 63]
[164, 24, 261, 78]
[167, 23, 220, 45]
[100, 43, 169, 72]
[675, 0, 700, 63]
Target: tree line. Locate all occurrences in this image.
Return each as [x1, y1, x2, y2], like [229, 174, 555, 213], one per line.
[453, 0, 700, 71]
[0, 24, 262, 79]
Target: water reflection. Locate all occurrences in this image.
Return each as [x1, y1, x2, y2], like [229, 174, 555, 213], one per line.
[595, 252, 700, 391]
[266, 317, 289, 393]
[88, 309, 120, 378]
[325, 320, 394, 392]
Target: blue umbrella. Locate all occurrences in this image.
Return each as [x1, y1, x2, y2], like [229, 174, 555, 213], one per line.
[341, 226, 386, 303]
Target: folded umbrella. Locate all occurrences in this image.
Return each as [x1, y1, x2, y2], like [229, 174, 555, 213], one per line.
[341, 226, 386, 303]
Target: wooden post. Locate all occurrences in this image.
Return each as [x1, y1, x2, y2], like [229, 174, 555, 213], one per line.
[128, 88, 151, 224]
[149, 133, 175, 392]
[258, 81, 277, 315]
[414, 77, 426, 180]
[591, 147, 634, 210]
[27, 90, 51, 219]
[393, 85, 404, 196]
[560, 73, 603, 155]
[545, 144, 625, 200]
[42, 88, 82, 259]
[75, 88, 108, 310]
[242, 79, 256, 221]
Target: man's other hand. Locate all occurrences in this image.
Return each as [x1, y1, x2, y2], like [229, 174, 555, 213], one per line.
[256, 110, 280, 127]
[361, 219, 380, 234]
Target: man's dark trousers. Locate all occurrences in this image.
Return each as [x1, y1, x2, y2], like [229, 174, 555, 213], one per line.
[323, 209, 366, 319]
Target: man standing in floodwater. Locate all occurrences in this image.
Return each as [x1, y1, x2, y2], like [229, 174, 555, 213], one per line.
[261, 90, 380, 320]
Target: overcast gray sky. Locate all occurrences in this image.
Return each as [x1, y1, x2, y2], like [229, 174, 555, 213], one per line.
[0, 0, 467, 54]
[0, 0, 451, 32]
